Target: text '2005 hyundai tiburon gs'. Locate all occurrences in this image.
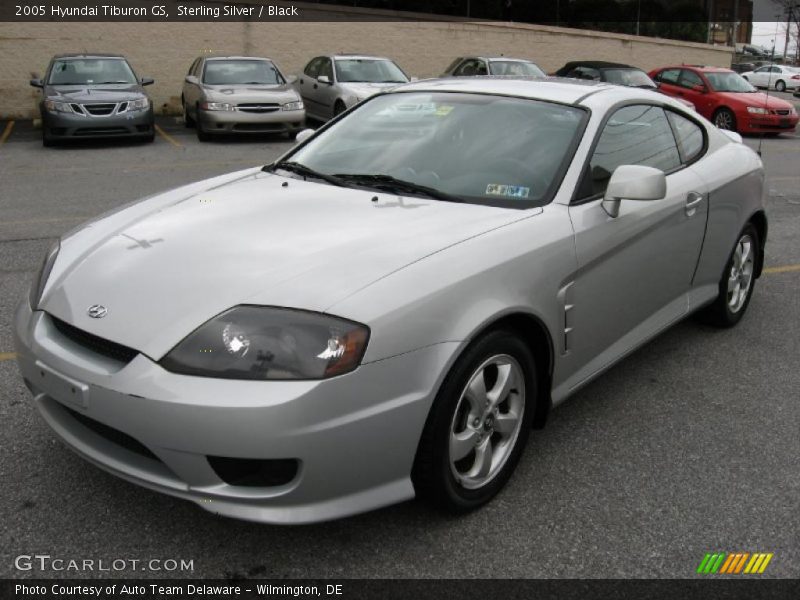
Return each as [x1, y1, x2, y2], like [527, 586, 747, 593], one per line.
[15, 77, 767, 524]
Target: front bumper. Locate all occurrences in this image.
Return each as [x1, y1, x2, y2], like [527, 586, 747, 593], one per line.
[42, 108, 154, 139]
[199, 108, 305, 134]
[13, 301, 457, 524]
[743, 113, 798, 133]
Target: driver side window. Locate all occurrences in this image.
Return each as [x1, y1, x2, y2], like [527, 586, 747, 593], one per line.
[581, 105, 681, 199]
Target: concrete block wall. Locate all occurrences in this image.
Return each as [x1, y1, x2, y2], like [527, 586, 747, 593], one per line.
[0, 18, 733, 119]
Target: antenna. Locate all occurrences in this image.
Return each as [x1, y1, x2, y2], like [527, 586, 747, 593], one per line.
[756, 20, 782, 157]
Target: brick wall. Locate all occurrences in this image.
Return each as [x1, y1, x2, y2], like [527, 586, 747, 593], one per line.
[0, 18, 733, 119]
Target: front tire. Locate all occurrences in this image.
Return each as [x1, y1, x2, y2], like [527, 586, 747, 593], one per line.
[183, 98, 195, 128]
[775, 80, 786, 92]
[196, 109, 211, 142]
[698, 223, 760, 328]
[713, 108, 737, 131]
[412, 330, 536, 512]
[333, 100, 347, 117]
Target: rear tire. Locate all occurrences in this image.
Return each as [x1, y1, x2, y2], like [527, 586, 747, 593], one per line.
[775, 80, 786, 92]
[183, 98, 195, 128]
[713, 108, 737, 131]
[412, 329, 536, 513]
[698, 223, 760, 328]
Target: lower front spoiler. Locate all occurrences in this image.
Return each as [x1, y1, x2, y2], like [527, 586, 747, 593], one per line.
[43, 110, 155, 140]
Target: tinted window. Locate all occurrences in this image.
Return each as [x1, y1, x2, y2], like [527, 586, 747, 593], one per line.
[655, 69, 680, 84]
[679, 70, 704, 88]
[334, 59, 407, 83]
[569, 67, 601, 80]
[587, 105, 681, 197]
[318, 58, 334, 81]
[455, 59, 486, 76]
[304, 57, 323, 78]
[666, 111, 704, 164]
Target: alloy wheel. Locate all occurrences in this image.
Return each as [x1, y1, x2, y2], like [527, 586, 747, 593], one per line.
[449, 354, 525, 490]
[715, 110, 734, 130]
[727, 233, 755, 313]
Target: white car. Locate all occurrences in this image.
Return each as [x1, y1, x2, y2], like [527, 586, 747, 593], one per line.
[741, 65, 800, 92]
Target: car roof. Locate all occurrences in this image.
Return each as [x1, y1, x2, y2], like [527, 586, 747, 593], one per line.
[460, 55, 535, 62]
[202, 55, 275, 61]
[52, 53, 126, 59]
[657, 65, 733, 73]
[559, 61, 639, 70]
[393, 76, 624, 106]
[331, 54, 393, 61]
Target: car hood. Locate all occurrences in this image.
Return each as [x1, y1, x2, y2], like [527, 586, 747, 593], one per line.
[42, 171, 531, 359]
[44, 83, 146, 101]
[338, 82, 404, 97]
[716, 91, 794, 110]
[203, 83, 299, 103]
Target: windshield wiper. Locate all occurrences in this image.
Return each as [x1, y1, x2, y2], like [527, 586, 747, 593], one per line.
[332, 173, 463, 203]
[265, 161, 346, 187]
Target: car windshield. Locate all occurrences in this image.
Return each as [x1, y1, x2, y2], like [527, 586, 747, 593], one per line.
[488, 61, 545, 77]
[603, 68, 656, 88]
[334, 59, 408, 83]
[286, 92, 586, 208]
[203, 60, 284, 85]
[705, 71, 756, 92]
[48, 58, 137, 85]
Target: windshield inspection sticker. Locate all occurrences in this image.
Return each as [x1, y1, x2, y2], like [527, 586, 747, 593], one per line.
[434, 105, 454, 116]
[486, 184, 530, 199]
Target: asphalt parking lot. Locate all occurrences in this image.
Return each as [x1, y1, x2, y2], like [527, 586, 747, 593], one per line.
[1, 99, 799, 580]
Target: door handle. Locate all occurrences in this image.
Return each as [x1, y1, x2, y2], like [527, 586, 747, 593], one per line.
[685, 192, 704, 217]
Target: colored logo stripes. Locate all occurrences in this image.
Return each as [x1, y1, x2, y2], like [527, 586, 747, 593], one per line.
[697, 552, 773, 574]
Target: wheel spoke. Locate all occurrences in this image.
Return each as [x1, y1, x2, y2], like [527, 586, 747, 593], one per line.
[727, 272, 738, 294]
[494, 410, 520, 436]
[465, 370, 487, 414]
[487, 363, 515, 408]
[740, 240, 752, 267]
[450, 428, 479, 462]
[469, 438, 493, 479]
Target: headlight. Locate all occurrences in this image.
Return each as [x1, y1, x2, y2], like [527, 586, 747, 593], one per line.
[44, 100, 73, 113]
[282, 100, 304, 111]
[29, 240, 60, 310]
[128, 97, 149, 111]
[160, 306, 370, 380]
[200, 102, 234, 111]
[746, 106, 768, 115]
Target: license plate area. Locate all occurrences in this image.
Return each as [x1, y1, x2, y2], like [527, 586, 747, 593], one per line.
[34, 360, 90, 409]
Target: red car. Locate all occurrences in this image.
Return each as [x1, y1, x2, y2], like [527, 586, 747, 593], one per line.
[649, 65, 798, 135]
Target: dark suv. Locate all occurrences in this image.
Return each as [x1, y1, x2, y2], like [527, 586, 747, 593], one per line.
[30, 53, 155, 146]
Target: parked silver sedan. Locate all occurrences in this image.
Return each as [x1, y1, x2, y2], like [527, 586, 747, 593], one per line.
[182, 55, 305, 140]
[296, 54, 409, 120]
[15, 78, 766, 524]
[442, 55, 546, 78]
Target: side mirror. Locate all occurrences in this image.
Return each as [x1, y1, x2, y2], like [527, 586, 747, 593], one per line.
[317, 75, 331, 84]
[185, 75, 199, 85]
[295, 128, 315, 143]
[30, 78, 44, 88]
[286, 74, 298, 84]
[140, 77, 155, 86]
[602, 165, 666, 218]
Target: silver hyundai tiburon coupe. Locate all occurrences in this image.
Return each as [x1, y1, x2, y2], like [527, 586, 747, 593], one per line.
[15, 77, 766, 524]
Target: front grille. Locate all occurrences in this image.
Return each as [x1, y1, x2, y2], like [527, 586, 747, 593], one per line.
[63, 404, 159, 462]
[237, 103, 280, 113]
[70, 103, 82, 113]
[74, 127, 129, 136]
[82, 103, 117, 116]
[232, 123, 284, 132]
[207, 456, 298, 487]
[118, 101, 128, 113]
[50, 315, 138, 363]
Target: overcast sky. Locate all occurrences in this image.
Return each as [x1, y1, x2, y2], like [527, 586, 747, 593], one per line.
[751, 21, 797, 54]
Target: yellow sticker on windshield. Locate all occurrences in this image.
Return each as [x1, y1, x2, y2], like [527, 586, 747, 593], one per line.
[434, 105, 454, 116]
[486, 184, 530, 199]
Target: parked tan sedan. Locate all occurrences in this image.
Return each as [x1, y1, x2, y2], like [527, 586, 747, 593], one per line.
[182, 55, 305, 140]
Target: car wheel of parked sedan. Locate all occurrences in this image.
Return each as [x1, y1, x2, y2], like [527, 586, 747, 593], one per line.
[334, 100, 347, 117]
[775, 80, 786, 92]
[412, 329, 536, 512]
[183, 98, 195, 128]
[699, 223, 760, 328]
[42, 130, 55, 147]
[196, 116, 211, 142]
[713, 108, 737, 131]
